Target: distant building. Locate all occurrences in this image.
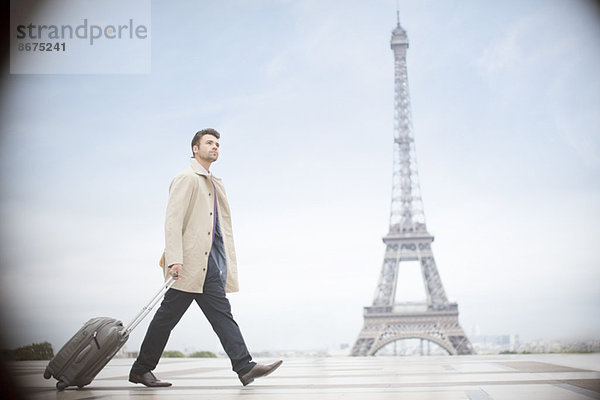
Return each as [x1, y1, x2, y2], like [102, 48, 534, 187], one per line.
[470, 334, 520, 353]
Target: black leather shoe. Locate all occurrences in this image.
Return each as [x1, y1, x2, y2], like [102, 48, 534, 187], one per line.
[129, 371, 172, 387]
[239, 360, 283, 386]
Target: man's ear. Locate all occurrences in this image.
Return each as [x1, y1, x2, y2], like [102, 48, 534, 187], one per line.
[192, 144, 199, 155]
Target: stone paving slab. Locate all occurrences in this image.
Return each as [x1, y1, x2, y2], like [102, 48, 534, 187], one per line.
[6, 354, 600, 400]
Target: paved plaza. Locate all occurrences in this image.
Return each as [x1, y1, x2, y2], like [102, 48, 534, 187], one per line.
[6, 354, 600, 399]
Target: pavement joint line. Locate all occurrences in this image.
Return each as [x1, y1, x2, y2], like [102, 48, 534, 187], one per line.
[554, 383, 600, 399]
[94, 369, 597, 381]
[21, 379, 600, 392]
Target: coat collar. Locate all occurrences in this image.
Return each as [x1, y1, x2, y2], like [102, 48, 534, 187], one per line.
[190, 158, 220, 180]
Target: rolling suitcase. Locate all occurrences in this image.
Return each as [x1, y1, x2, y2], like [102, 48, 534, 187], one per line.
[43, 276, 176, 391]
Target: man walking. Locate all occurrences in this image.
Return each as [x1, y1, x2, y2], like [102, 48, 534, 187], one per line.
[129, 128, 282, 387]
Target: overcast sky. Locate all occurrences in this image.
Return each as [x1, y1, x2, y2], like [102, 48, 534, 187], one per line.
[1, 0, 599, 355]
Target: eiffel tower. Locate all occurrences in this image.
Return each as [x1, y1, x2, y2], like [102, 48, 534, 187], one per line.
[351, 17, 474, 356]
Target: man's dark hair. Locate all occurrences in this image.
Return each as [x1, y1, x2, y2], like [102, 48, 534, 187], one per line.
[191, 128, 220, 156]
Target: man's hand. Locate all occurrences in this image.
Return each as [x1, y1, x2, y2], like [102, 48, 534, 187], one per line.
[169, 264, 182, 280]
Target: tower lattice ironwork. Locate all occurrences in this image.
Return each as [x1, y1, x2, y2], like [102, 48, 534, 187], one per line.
[351, 18, 474, 356]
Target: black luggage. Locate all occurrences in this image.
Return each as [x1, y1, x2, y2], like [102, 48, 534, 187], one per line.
[43, 276, 175, 391]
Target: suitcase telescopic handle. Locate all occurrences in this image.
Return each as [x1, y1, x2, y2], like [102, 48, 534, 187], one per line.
[123, 274, 177, 334]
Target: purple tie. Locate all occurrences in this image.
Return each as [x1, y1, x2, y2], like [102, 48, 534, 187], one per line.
[211, 180, 217, 242]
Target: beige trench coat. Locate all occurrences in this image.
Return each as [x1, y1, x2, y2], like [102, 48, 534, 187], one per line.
[159, 158, 239, 293]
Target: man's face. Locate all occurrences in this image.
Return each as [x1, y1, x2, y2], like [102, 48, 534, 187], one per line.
[194, 134, 219, 163]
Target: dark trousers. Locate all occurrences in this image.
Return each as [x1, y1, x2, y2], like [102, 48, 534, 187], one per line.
[131, 258, 255, 376]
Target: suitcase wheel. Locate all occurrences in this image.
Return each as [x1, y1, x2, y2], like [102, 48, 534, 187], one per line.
[43, 368, 51, 379]
[56, 381, 68, 391]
